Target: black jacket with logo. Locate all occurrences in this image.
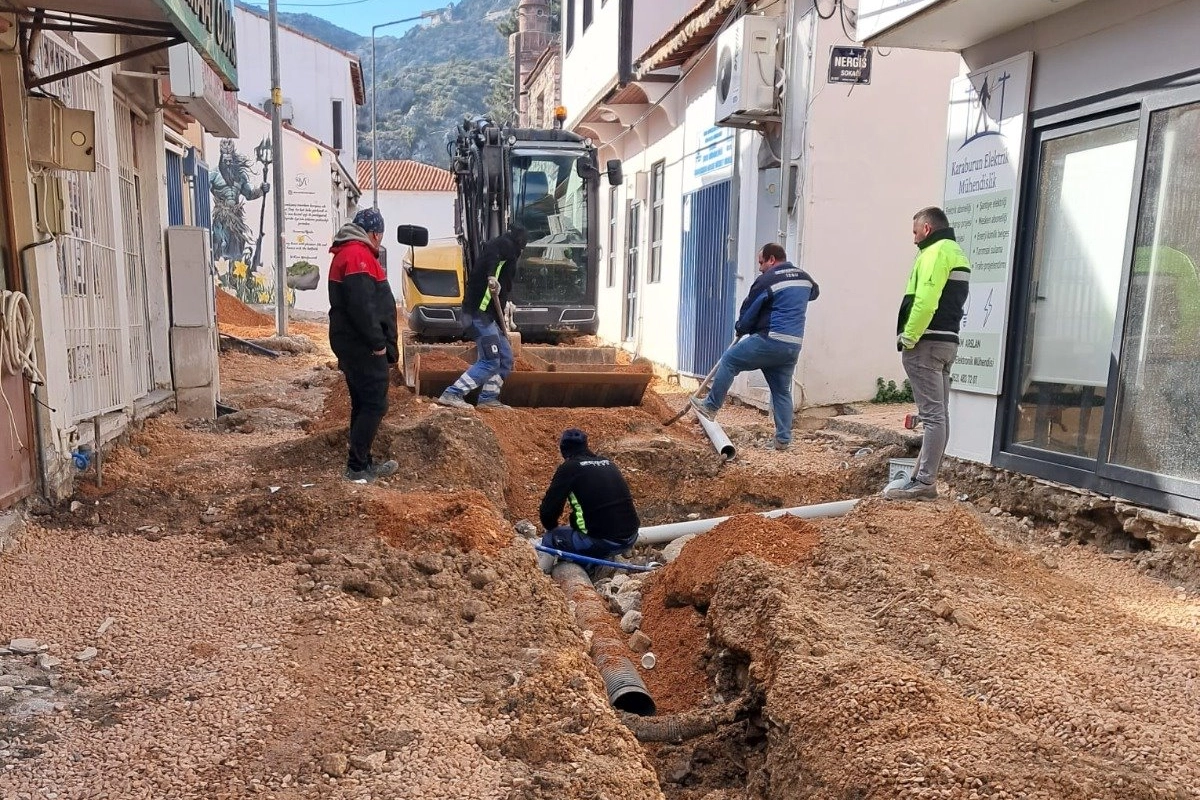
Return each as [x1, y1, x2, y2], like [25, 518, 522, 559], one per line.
[539, 449, 640, 548]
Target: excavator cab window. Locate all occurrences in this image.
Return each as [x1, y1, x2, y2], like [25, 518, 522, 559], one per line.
[510, 151, 590, 306]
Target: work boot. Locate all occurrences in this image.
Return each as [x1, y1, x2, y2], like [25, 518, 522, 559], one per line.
[369, 459, 399, 479]
[477, 398, 512, 410]
[436, 390, 472, 410]
[883, 478, 938, 501]
[689, 396, 717, 422]
[344, 467, 373, 483]
[764, 439, 790, 451]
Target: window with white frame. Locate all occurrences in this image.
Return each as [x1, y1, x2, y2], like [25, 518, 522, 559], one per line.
[648, 160, 665, 283]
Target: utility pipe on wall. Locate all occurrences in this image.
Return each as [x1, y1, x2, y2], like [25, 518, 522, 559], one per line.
[636, 499, 859, 545]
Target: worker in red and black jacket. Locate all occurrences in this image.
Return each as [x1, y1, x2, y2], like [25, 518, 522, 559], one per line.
[328, 208, 399, 482]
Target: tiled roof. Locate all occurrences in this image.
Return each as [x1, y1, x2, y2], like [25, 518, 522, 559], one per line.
[356, 160, 455, 192]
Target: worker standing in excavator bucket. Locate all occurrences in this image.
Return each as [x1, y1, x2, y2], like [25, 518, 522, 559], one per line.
[536, 428, 641, 573]
[436, 225, 528, 411]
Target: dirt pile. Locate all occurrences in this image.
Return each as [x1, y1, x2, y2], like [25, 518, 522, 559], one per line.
[653, 515, 821, 608]
[216, 289, 270, 326]
[691, 499, 1200, 797]
[216, 289, 331, 342]
[369, 489, 512, 556]
[419, 351, 470, 372]
[266, 409, 508, 508]
[638, 600, 708, 714]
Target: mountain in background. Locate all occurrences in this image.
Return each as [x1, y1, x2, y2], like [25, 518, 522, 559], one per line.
[238, 0, 516, 167]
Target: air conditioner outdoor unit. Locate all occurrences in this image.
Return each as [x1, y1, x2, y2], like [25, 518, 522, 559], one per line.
[715, 14, 781, 127]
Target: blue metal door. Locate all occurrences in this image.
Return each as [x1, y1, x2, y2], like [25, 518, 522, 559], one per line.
[165, 151, 185, 226]
[678, 180, 734, 377]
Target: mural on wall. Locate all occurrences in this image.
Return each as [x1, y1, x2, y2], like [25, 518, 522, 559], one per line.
[205, 105, 344, 314]
[209, 137, 323, 307]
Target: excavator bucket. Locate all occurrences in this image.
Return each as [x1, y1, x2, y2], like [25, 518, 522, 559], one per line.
[401, 337, 652, 408]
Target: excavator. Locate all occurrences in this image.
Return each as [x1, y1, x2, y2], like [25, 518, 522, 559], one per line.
[394, 116, 651, 407]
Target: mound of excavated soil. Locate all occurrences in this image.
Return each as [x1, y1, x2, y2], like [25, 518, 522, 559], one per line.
[653, 515, 821, 608]
[419, 351, 470, 372]
[637, 597, 708, 714]
[216, 289, 270, 326]
[696, 498, 1200, 797]
[264, 409, 508, 508]
[369, 489, 512, 556]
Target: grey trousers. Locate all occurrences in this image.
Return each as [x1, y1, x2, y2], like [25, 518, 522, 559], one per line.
[902, 339, 959, 485]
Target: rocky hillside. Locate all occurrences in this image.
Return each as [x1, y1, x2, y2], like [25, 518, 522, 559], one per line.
[241, 0, 516, 166]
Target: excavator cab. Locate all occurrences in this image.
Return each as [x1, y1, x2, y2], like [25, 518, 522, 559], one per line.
[396, 120, 650, 407]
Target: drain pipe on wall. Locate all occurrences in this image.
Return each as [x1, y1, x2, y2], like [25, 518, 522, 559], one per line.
[637, 499, 859, 545]
[552, 561, 656, 716]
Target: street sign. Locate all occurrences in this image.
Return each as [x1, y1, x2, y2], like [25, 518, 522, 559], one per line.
[828, 46, 872, 85]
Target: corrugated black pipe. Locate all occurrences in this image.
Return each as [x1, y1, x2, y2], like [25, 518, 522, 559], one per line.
[552, 561, 656, 716]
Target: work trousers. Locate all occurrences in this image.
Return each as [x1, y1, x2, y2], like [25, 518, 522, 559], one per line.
[703, 334, 801, 446]
[448, 315, 514, 403]
[902, 339, 959, 485]
[542, 525, 632, 559]
[342, 356, 390, 472]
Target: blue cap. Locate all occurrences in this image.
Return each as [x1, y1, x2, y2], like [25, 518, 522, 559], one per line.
[559, 428, 588, 457]
[353, 207, 385, 234]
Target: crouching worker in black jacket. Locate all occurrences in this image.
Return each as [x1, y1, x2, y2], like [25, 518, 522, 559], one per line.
[536, 428, 640, 572]
[328, 208, 399, 482]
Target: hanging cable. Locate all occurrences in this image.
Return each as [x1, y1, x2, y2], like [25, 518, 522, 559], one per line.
[815, 0, 839, 21]
[0, 289, 46, 450]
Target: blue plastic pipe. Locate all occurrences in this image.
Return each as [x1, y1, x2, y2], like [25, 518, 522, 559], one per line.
[534, 544, 657, 573]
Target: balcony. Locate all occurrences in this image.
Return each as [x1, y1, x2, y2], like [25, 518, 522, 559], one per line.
[857, 0, 1092, 51]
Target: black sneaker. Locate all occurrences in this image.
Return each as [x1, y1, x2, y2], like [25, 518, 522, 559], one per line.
[369, 459, 398, 479]
[344, 467, 373, 483]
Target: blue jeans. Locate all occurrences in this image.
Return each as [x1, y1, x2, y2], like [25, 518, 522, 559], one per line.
[447, 315, 513, 402]
[542, 526, 630, 559]
[702, 334, 801, 445]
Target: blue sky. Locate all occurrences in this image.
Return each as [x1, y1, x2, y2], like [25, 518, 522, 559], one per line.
[242, 0, 453, 38]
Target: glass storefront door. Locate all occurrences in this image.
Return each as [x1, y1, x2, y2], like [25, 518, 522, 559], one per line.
[1011, 120, 1139, 459]
[1110, 101, 1200, 481]
[1005, 89, 1200, 505]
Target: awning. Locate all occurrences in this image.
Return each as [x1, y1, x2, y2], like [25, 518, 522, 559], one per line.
[857, 0, 1091, 51]
[21, 0, 237, 89]
[636, 0, 738, 78]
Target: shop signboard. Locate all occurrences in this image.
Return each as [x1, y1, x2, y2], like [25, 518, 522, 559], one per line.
[942, 51, 1033, 395]
[155, 0, 238, 90]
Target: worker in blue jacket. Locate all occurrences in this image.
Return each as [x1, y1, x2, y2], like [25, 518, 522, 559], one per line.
[691, 243, 819, 451]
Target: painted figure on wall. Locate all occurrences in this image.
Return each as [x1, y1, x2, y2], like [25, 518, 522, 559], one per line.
[210, 139, 270, 264]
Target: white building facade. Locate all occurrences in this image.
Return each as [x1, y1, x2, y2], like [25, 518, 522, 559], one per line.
[233, 6, 363, 164]
[561, 0, 958, 407]
[860, 0, 1200, 517]
[201, 8, 364, 315]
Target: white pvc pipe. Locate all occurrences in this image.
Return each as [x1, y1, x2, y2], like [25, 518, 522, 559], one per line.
[636, 499, 860, 545]
[695, 412, 736, 460]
